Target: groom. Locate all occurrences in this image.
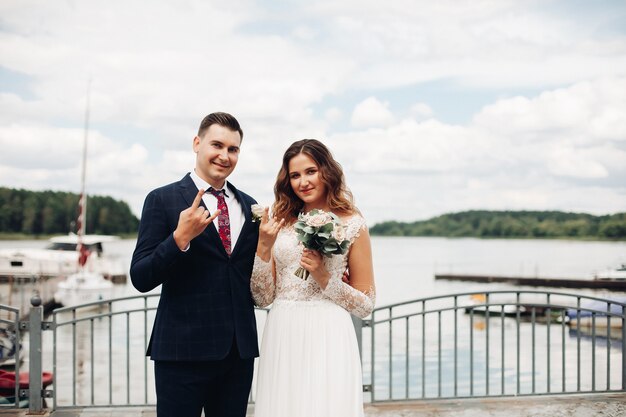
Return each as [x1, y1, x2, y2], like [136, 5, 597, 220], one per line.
[130, 112, 259, 417]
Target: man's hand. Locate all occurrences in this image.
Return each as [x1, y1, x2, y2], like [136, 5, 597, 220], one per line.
[173, 189, 220, 250]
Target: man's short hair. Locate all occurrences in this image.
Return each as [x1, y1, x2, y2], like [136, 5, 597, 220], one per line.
[197, 112, 243, 140]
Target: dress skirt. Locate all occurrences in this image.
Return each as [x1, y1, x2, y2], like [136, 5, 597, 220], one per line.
[254, 299, 364, 417]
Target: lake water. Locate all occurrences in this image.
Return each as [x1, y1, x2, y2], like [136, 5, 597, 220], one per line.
[4, 236, 625, 307]
[1, 237, 625, 405]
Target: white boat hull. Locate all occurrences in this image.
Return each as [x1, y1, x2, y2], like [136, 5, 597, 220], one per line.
[0, 234, 127, 282]
[54, 271, 115, 308]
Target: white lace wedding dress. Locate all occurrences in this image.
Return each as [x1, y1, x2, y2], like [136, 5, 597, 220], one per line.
[251, 214, 375, 417]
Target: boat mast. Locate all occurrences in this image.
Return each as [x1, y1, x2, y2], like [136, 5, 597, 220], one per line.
[77, 80, 91, 268]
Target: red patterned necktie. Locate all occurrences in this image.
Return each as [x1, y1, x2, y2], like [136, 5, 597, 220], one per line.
[207, 188, 231, 255]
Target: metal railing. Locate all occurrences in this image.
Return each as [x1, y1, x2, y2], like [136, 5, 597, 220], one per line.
[50, 294, 160, 409]
[0, 303, 22, 409]
[365, 290, 626, 402]
[7, 289, 626, 412]
[45, 294, 269, 410]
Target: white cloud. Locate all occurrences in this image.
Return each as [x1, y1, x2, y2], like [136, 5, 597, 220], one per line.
[296, 1, 626, 90]
[0, 125, 84, 170]
[350, 97, 394, 129]
[1, 1, 625, 222]
[329, 78, 626, 222]
[324, 107, 343, 124]
[409, 103, 434, 120]
[544, 146, 609, 179]
[473, 78, 626, 142]
[292, 25, 318, 41]
[0, 0, 354, 138]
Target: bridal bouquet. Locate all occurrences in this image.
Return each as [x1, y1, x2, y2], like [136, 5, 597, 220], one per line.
[293, 209, 350, 280]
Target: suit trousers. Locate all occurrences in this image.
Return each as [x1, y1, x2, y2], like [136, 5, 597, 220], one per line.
[154, 341, 254, 417]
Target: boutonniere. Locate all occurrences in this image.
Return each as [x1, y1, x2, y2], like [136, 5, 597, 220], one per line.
[251, 204, 265, 222]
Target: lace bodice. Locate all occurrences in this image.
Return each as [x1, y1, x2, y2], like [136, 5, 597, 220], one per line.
[251, 214, 375, 318]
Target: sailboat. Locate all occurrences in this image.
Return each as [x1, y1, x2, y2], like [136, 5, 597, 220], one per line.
[53, 83, 114, 309]
[0, 233, 126, 282]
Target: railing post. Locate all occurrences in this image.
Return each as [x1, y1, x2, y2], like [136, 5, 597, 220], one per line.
[622, 306, 626, 390]
[370, 309, 376, 402]
[28, 293, 44, 413]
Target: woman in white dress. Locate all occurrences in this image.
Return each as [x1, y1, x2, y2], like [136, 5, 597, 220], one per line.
[251, 139, 376, 417]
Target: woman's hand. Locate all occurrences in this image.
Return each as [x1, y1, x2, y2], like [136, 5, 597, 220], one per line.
[256, 207, 284, 261]
[300, 249, 330, 289]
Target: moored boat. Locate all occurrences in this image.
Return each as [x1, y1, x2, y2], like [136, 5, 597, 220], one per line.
[53, 270, 114, 308]
[566, 297, 625, 333]
[0, 234, 127, 283]
[594, 263, 626, 281]
[0, 328, 22, 369]
[0, 369, 53, 395]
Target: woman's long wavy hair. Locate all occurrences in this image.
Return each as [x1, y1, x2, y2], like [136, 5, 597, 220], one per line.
[273, 139, 355, 223]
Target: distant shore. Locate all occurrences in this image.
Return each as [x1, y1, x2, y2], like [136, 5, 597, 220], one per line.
[367, 234, 626, 241]
[370, 210, 626, 240]
[1, 232, 623, 242]
[0, 232, 138, 241]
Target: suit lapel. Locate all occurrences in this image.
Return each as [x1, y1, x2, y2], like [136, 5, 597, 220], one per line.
[228, 181, 253, 259]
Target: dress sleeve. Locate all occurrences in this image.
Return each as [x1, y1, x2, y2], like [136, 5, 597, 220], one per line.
[322, 279, 376, 319]
[250, 254, 276, 307]
[321, 216, 376, 318]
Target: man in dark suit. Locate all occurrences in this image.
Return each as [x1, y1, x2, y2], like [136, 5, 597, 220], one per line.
[130, 112, 259, 417]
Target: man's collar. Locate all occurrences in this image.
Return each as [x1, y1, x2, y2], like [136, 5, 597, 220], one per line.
[190, 170, 230, 197]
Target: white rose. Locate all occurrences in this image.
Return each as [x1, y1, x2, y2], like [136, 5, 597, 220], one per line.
[251, 204, 265, 222]
[332, 225, 346, 242]
[306, 213, 330, 227]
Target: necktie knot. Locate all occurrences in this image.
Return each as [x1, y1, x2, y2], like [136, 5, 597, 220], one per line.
[207, 187, 228, 198]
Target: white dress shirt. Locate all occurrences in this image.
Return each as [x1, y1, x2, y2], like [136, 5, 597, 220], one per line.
[190, 170, 245, 252]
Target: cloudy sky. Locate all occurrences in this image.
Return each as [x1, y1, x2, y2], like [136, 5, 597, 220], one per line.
[1, 0, 625, 225]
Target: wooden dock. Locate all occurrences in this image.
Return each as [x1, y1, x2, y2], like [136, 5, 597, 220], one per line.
[435, 273, 626, 290]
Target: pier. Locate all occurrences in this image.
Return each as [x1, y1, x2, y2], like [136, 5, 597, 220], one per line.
[435, 273, 626, 290]
[0, 393, 625, 416]
[1, 290, 624, 415]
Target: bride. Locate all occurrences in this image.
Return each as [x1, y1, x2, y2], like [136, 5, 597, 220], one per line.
[251, 139, 376, 417]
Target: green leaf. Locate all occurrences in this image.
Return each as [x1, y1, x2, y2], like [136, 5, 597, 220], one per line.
[322, 244, 335, 252]
[319, 223, 333, 234]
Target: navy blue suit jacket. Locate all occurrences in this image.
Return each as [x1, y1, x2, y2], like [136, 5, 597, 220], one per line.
[130, 173, 260, 361]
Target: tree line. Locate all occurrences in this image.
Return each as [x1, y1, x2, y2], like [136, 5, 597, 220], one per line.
[370, 210, 626, 239]
[0, 187, 139, 236]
